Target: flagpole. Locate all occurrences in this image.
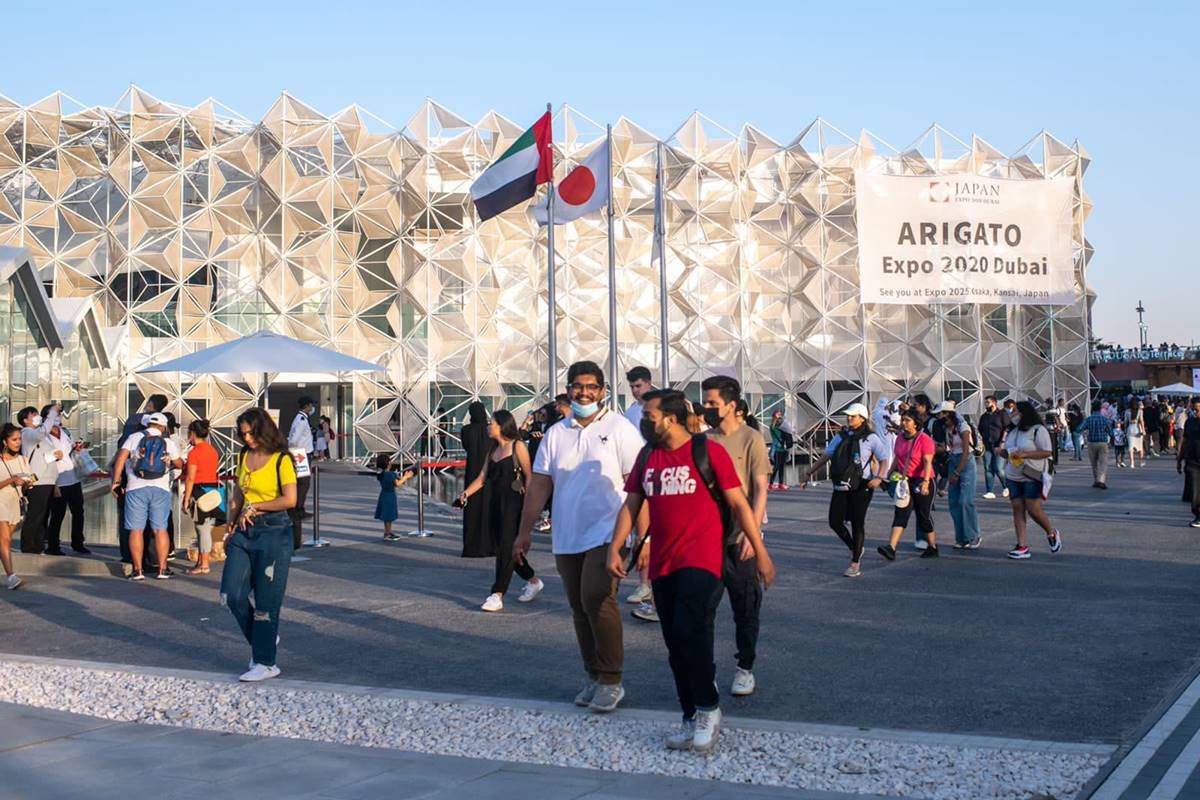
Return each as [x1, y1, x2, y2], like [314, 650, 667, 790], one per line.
[545, 102, 558, 401]
[605, 124, 619, 409]
[654, 140, 670, 387]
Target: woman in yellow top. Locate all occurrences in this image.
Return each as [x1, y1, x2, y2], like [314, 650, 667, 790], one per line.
[220, 407, 297, 682]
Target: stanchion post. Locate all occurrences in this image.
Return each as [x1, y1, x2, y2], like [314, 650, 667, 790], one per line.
[406, 453, 433, 538]
[305, 460, 331, 548]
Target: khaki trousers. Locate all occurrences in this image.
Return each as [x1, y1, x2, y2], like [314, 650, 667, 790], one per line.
[1088, 442, 1109, 484]
[556, 545, 624, 685]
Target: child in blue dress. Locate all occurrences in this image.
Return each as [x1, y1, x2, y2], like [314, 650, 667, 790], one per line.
[375, 454, 415, 540]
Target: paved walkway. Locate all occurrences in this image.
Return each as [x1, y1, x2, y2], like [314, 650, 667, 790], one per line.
[0, 701, 876, 800]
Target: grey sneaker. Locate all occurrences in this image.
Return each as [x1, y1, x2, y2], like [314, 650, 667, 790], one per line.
[693, 707, 723, 753]
[588, 682, 625, 713]
[4, 574, 22, 590]
[631, 602, 659, 623]
[665, 718, 696, 750]
[730, 667, 756, 696]
[574, 681, 598, 707]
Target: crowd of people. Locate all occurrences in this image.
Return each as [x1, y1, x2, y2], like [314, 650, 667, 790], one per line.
[4, 370, 1199, 755]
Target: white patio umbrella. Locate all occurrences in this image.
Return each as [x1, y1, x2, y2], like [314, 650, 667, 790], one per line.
[138, 330, 385, 406]
[138, 331, 388, 548]
[1149, 382, 1200, 396]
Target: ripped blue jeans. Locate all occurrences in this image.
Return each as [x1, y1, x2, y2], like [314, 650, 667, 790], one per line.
[220, 512, 293, 667]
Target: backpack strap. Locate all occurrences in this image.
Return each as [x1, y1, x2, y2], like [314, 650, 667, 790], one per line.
[632, 443, 653, 490]
[691, 434, 724, 508]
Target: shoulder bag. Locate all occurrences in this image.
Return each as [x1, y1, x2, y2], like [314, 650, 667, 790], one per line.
[1, 458, 28, 524]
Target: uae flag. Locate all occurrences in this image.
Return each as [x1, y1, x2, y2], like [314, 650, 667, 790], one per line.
[470, 111, 554, 222]
[533, 138, 610, 225]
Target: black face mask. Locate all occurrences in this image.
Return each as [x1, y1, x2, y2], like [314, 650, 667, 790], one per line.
[702, 408, 723, 429]
[640, 418, 661, 445]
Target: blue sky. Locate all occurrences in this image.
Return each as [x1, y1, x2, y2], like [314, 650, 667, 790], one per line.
[5, 0, 1197, 346]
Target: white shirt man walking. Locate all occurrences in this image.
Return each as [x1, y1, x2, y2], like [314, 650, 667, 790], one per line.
[514, 361, 645, 714]
[18, 405, 61, 554]
[288, 396, 316, 549]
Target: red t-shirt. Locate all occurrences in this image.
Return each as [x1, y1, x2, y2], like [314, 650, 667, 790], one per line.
[625, 437, 742, 581]
[187, 441, 220, 484]
[892, 432, 934, 478]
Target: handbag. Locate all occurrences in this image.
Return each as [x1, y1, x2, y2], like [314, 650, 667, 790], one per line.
[196, 487, 222, 513]
[891, 436, 918, 508]
[511, 461, 525, 494]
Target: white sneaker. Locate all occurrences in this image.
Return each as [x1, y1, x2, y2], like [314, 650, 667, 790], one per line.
[1002, 488, 1010, 498]
[731, 667, 756, 696]
[481, 593, 504, 612]
[238, 663, 280, 682]
[693, 707, 723, 753]
[982, 491, 996, 500]
[914, 540, 929, 551]
[666, 718, 696, 750]
[4, 574, 22, 590]
[517, 578, 544, 603]
[626, 583, 653, 604]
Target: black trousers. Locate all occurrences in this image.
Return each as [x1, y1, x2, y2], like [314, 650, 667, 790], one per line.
[290, 475, 311, 549]
[19, 484, 54, 553]
[721, 540, 761, 671]
[769, 451, 787, 485]
[892, 479, 935, 534]
[653, 567, 725, 719]
[1188, 464, 1200, 518]
[829, 487, 874, 562]
[492, 523, 535, 595]
[48, 482, 86, 550]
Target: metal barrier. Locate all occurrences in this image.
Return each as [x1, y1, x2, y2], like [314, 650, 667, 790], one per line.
[406, 455, 434, 538]
[306, 463, 330, 547]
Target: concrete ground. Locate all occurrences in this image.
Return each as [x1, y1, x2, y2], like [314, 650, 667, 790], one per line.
[1, 454, 1198, 748]
[0, 701, 847, 800]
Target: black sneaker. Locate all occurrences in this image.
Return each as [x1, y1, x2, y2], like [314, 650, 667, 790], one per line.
[920, 546, 940, 559]
[128, 571, 145, 582]
[72, 546, 91, 555]
[44, 548, 66, 556]
[1091, 482, 1100, 488]
[1098, 482, 1108, 490]
[877, 544, 896, 561]
[1190, 518, 1200, 529]
[155, 570, 173, 580]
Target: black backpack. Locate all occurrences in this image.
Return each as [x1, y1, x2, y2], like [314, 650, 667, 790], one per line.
[829, 427, 865, 490]
[633, 434, 736, 545]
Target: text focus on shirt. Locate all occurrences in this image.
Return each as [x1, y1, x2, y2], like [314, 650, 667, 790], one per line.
[625, 438, 741, 581]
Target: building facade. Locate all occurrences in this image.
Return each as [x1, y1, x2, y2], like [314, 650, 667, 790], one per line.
[0, 88, 1094, 459]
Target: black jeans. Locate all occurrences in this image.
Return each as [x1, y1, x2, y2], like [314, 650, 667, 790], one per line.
[721, 539, 761, 671]
[290, 475, 311, 549]
[769, 451, 787, 485]
[829, 487, 874, 562]
[48, 482, 86, 550]
[653, 567, 725, 719]
[19, 485, 54, 553]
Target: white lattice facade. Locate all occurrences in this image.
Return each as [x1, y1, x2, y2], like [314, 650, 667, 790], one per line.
[0, 88, 1094, 456]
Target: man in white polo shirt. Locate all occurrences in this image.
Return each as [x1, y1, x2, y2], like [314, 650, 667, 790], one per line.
[515, 360, 645, 713]
[622, 366, 655, 427]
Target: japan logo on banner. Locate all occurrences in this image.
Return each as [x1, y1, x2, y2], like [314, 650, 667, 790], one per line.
[854, 172, 1076, 306]
[534, 140, 610, 225]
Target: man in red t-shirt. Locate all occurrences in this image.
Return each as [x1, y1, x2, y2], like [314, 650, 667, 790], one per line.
[607, 389, 775, 754]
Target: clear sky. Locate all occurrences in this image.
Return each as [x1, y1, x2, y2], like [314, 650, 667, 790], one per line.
[5, 0, 1197, 347]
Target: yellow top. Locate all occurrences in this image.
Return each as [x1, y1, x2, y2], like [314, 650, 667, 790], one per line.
[237, 452, 297, 505]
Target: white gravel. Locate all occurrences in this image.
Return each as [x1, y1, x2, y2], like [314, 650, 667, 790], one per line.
[0, 659, 1105, 799]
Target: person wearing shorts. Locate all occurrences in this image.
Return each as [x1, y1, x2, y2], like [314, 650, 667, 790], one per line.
[110, 413, 183, 581]
[999, 401, 1062, 560]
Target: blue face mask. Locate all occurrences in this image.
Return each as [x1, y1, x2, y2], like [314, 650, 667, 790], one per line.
[570, 400, 600, 418]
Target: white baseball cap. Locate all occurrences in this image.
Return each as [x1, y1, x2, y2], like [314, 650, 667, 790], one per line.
[933, 400, 957, 414]
[145, 412, 169, 427]
[842, 403, 870, 419]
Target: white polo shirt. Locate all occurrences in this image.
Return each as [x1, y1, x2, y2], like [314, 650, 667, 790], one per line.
[533, 409, 645, 554]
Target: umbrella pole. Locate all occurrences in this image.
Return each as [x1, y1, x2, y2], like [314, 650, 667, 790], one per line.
[260, 372, 269, 409]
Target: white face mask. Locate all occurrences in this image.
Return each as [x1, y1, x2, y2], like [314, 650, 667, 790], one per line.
[31, 415, 43, 427]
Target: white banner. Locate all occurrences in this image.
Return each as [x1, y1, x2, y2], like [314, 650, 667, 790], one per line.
[854, 172, 1075, 305]
[1193, 368, 1200, 392]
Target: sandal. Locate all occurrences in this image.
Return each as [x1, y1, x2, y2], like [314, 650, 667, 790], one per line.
[187, 566, 211, 575]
